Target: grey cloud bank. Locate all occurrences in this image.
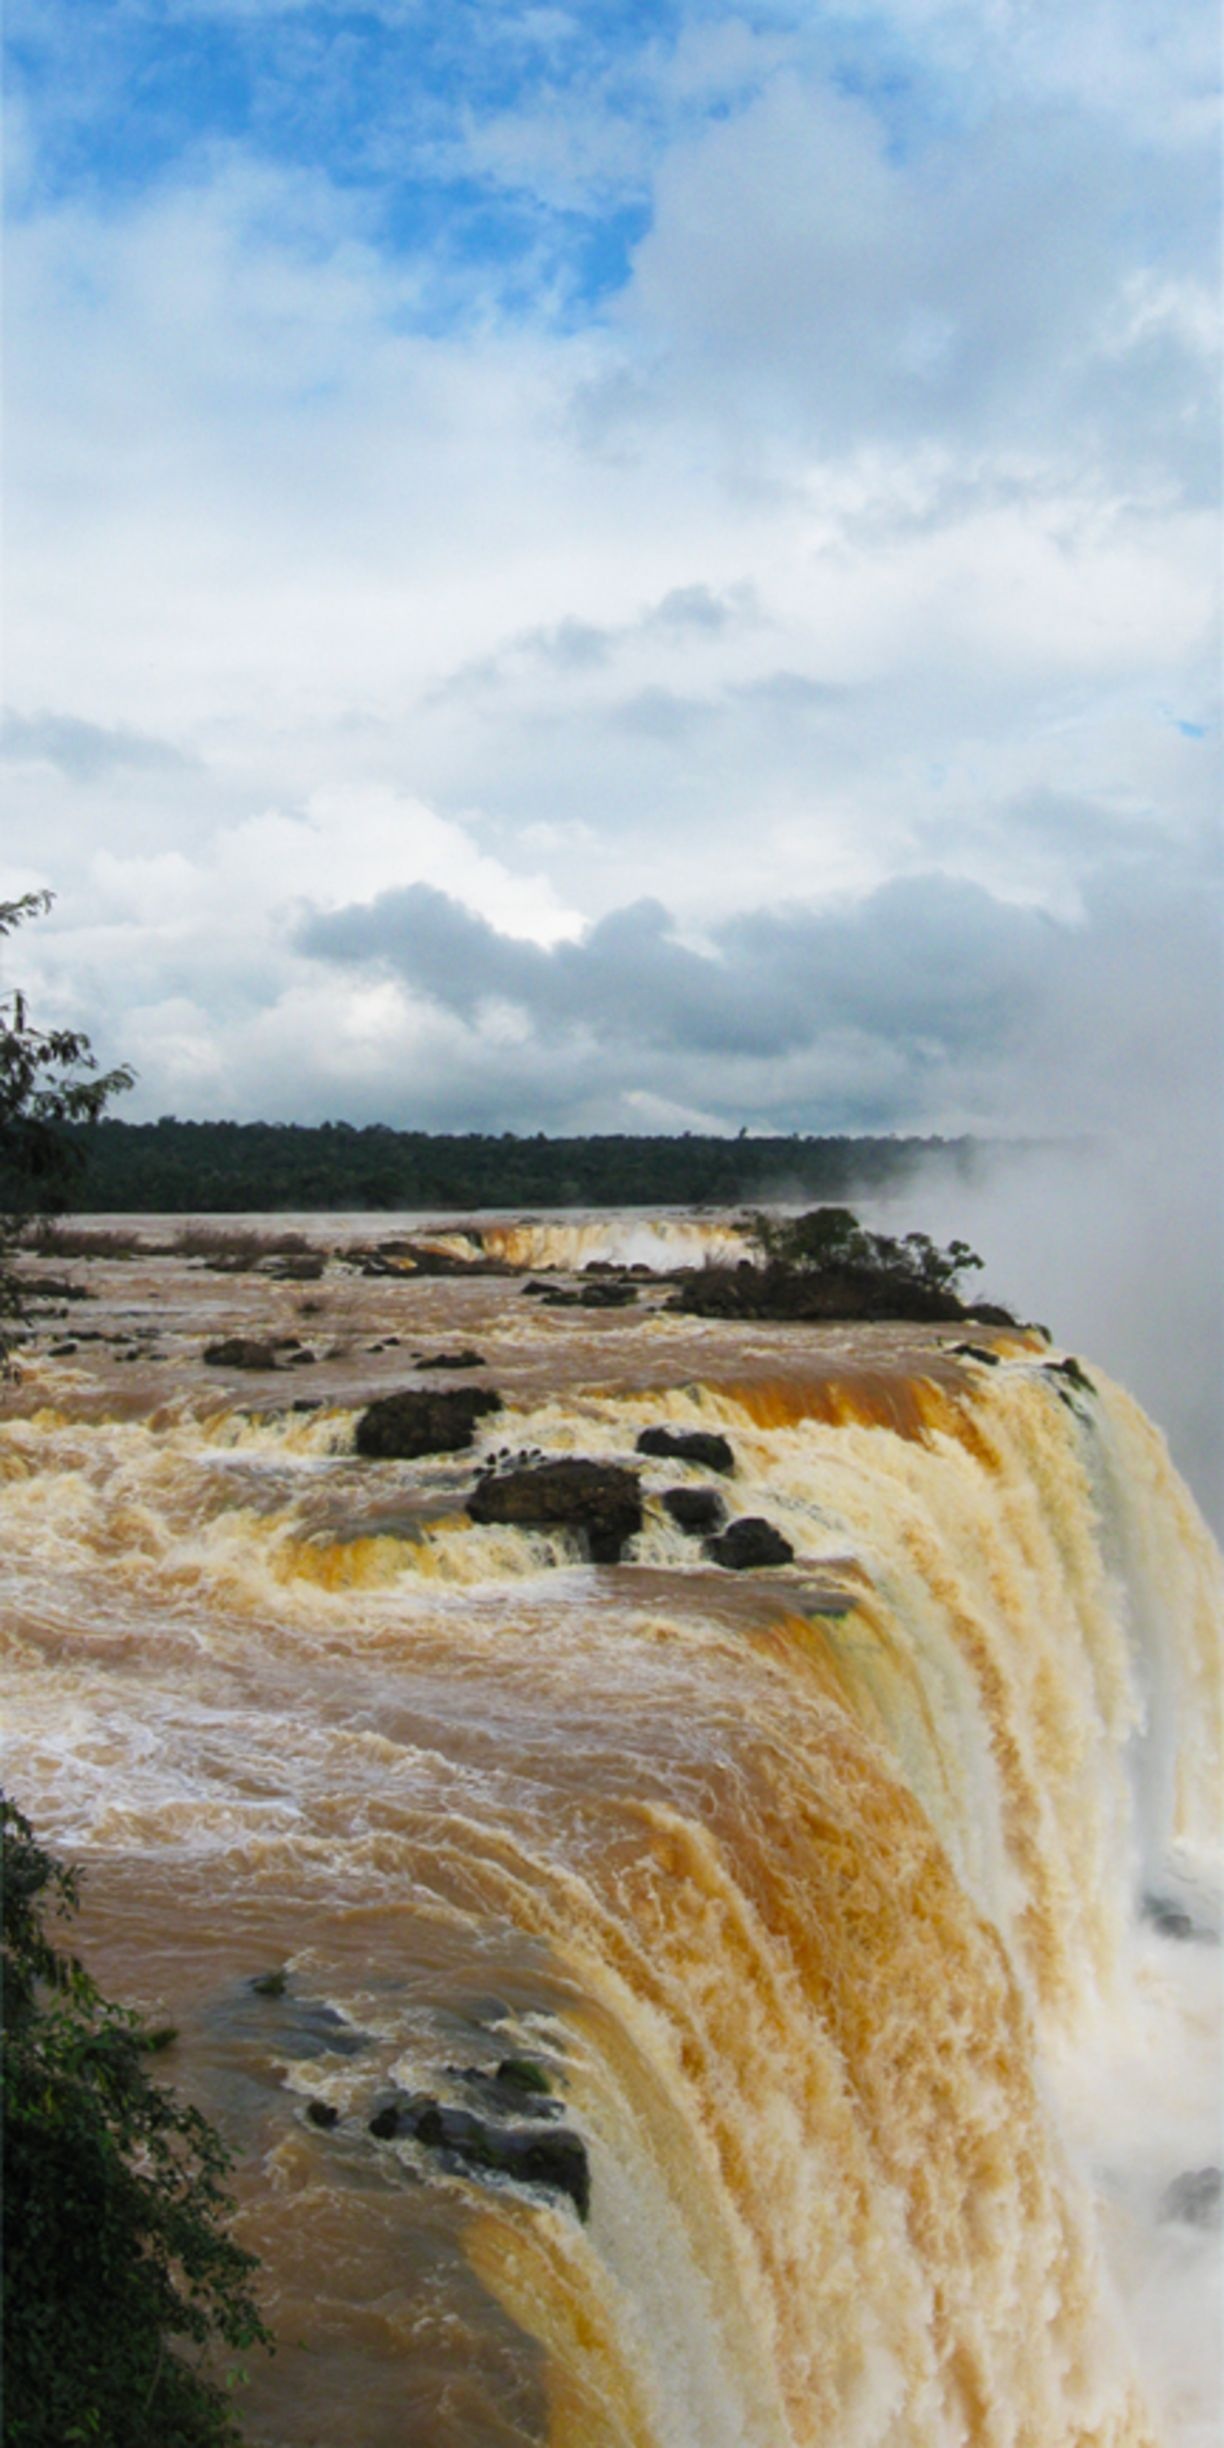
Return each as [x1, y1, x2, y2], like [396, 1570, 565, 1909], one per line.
[297, 839, 1219, 1141]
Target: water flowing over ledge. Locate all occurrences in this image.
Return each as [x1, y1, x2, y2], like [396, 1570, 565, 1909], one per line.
[2, 1217, 1220, 2448]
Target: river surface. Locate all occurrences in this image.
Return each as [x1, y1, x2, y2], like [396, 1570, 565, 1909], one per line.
[2, 1213, 1221, 2447]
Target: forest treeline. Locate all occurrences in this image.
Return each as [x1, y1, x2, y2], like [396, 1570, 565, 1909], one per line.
[37, 1118, 995, 1213]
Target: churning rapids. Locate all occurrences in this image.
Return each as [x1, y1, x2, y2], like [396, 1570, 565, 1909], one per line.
[2, 1212, 1221, 2448]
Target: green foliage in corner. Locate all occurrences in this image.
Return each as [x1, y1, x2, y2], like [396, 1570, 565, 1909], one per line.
[1, 1796, 271, 2447]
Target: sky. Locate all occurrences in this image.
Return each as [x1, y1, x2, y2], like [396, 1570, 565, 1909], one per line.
[1, 0, 1220, 1151]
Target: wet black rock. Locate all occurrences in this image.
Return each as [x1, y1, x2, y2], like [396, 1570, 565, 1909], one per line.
[636, 1427, 735, 1473]
[953, 1344, 1000, 1367]
[355, 1385, 503, 1459]
[203, 1337, 283, 1370]
[1045, 1355, 1095, 1395]
[370, 2095, 589, 2218]
[367, 2095, 415, 2140]
[540, 1282, 638, 1309]
[467, 1459, 642, 1564]
[1160, 2167, 1222, 2228]
[706, 1516, 794, 1570]
[663, 1486, 724, 1535]
[249, 1969, 288, 1998]
[306, 2099, 339, 2130]
[495, 2055, 554, 2097]
[452, 2064, 563, 2120]
[416, 1350, 486, 1371]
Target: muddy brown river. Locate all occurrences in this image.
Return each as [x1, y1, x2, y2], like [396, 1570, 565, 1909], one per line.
[3, 1214, 1220, 2447]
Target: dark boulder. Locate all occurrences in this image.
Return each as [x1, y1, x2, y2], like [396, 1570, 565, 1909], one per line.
[203, 1337, 283, 1370]
[306, 2099, 339, 2130]
[1045, 1355, 1095, 1395]
[636, 1427, 735, 1473]
[368, 2094, 417, 2140]
[663, 1487, 724, 1535]
[706, 1516, 794, 1570]
[467, 1459, 642, 1564]
[452, 2064, 563, 2119]
[494, 2055, 554, 2098]
[368, 2092, 589, 2218]
[540, 1282, 638, 1309]
[416, 1350, 486, 1371]
[398, 1242, 511, 1278]
[355, 1385, 502, 1459]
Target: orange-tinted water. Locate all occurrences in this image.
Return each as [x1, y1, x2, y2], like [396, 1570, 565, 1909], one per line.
[3, 1218, 1220, 2446]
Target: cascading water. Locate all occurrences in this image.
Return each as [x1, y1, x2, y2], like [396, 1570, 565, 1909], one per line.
[1, 1218, 1219, 2447]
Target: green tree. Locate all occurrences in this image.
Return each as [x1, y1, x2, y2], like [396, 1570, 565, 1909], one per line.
[1, 1796, 272, 2446]
[0, 892, 134, 1355]
[748, 1205, 983, 1293]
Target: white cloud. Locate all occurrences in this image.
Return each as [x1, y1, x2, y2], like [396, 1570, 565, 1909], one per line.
[0, 0, 1216, 1171]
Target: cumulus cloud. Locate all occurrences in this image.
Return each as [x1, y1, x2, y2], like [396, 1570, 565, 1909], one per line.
[1, 0, 1217, 1191]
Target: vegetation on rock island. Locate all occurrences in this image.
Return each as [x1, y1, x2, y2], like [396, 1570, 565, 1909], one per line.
[1, 1796, 271, 2448]
[672, 1207, 1005, 1325]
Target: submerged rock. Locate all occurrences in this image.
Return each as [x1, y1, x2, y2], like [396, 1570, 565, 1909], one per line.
[203, 1337, 283, 1370]
[706, 1516, 794, 1571]
[467, 1459, 642, 1564]
[636, 1426, 735, 1473]
[1160, 2168, 1222, 2228]
[1141, 1893, 1209, 1940]
[243, 1974, 370, 2058]
[663, 1486, 724, 1535]
[355, 1385, 502, 1459]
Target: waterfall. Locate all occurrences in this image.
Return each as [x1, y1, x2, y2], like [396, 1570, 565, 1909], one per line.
[1, 1239, 1219, 2447]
